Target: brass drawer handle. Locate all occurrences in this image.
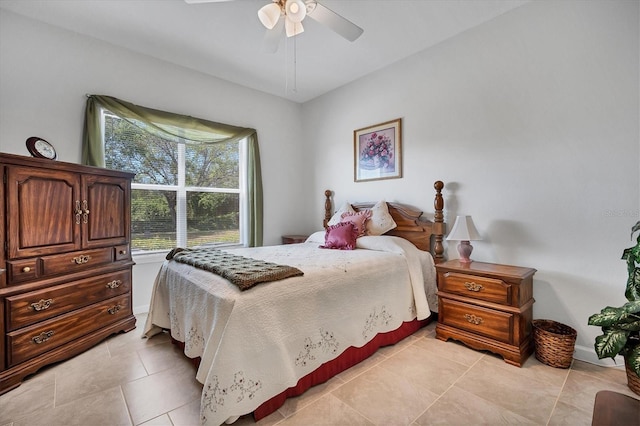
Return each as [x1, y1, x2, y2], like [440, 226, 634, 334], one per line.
[106, 280, 122, 289]
[464, 281, 484, 292]
[22, 266, 32, 273]
[82, 200, 90, 224]
[75, 200, 82, 225]
[32, 330, 54, 344]
[30, 299, 53, 311]
[72, 255, 92, 265]
[119, 249, 127, 255]
[107, 304, 122, 315]
[464, 313, 483, 325]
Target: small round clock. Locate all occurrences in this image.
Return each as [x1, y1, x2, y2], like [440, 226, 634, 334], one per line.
[26, 137, 57, 160]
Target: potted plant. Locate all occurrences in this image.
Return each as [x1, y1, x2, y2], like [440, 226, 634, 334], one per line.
[588, 221, 640, 395]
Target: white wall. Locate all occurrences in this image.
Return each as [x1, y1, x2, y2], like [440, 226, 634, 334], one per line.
[0, 10, 309, 313]
[302, 0, 639, 364]
[2, 1, 638, 364]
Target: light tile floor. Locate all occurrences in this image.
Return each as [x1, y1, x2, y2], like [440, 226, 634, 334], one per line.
[1, 315, 638, 426]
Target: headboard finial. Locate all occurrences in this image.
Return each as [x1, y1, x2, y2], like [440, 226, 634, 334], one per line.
[323, 190, 333, 228]
[433, 181, 445, 263]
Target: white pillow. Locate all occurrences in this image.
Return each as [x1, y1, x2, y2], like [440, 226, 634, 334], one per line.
[327, 202, 355, 226]
[365, 200, 397, 236]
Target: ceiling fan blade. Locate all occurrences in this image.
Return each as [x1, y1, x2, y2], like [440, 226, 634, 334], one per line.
[262, 17, 285, 53]
[306, 1, 363, 42]
[184, 0, 235, 4]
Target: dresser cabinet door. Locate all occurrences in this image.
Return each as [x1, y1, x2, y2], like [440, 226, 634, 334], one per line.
[6, 166, 81, 259]
[81, 175, 131, 249]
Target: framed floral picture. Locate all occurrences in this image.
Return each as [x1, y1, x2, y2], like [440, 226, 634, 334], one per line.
[354, 118, 402, 182]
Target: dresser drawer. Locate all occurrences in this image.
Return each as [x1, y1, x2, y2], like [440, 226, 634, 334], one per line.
[440, 272, 511, 305]
[41, 247, 113, 277]
[6, 294, 131, 367]
[5, 269, 132, 331]
[114, 244, 130, 261]
[439, 298, 513, 344]
[7, 259, 39, 283]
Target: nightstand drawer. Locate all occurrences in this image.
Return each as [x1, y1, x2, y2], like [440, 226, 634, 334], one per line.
[440, 272, 511, 305]
[439, 298, 513, 344]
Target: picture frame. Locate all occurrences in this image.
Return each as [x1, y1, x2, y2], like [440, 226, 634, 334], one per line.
[354, 118, 402, 182]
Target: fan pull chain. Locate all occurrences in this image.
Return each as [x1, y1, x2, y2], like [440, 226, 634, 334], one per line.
[292, 35, 297, 93]
[285, 33, 298, 94]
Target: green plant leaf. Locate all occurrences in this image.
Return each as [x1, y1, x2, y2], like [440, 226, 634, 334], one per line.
[626, 267, 640, 302]
[588, 306, 627, 327]
[631, 220, 640, 240]
[622, 300, 640, 314]
[594, 329, 630, 359]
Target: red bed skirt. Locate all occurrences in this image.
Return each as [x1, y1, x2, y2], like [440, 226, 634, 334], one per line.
[172, 315, 433, 421]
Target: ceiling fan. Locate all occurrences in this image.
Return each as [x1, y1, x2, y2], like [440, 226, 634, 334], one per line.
[185, 0, 364, 43]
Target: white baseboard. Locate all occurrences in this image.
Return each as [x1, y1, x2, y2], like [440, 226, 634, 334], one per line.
[133, 305, 149, 315]
[573, 344, 625, 368]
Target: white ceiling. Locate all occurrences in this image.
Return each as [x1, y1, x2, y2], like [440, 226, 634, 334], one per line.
[0, 0, 529, 103]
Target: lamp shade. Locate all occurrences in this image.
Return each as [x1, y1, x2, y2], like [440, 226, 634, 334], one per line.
[446, 216, 481, 241]
[285, 18, 304, 37]
[258, 3, 282, 30]
[285, 0, 307, 23]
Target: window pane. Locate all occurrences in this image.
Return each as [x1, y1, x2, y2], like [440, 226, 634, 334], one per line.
[104, 114, 178, 185]
[187, 192, 239, 246]
[131, 189, 177, 251]
[185, 141, 239, 188]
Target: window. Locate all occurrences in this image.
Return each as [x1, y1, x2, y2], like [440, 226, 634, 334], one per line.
[83, 95, 262, 250]
[103, 112, 246, 254]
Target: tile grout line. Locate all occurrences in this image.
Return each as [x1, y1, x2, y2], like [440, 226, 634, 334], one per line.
[408, 353, 486, 425]
[118, 385, 136, 426]
[545, 360, 573, 426]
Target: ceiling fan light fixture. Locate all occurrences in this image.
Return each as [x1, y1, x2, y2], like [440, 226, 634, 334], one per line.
[285, 18, 304, 37]
[258, 2, 282, 30]
[285, 0, 306, 23]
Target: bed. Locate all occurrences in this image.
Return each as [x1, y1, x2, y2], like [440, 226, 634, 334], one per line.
[143, 181, 445, 425]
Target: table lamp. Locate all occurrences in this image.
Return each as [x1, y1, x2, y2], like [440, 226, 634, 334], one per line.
[446, 215, 481, 264]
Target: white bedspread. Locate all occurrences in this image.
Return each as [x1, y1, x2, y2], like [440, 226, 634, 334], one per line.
[143, 234, 437, 425]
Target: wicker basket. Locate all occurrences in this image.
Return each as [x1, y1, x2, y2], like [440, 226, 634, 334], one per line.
[625, 359, 640, 396]
[532, 319, 577, 368]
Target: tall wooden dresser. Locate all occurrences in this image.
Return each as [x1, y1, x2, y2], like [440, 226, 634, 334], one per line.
[0, 153, 136, 393]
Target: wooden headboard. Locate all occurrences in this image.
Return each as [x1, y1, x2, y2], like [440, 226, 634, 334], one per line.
[323, 181, 446, 263]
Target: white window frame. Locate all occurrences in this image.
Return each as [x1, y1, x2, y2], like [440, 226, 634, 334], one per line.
[101, 110, 247, 260]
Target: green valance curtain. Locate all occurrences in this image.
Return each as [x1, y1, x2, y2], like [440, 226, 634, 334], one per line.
[82, 94, 263, 247]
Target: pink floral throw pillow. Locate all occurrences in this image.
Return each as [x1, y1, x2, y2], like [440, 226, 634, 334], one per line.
[320, 222, 358, 250]
[340, 210, 372, 237]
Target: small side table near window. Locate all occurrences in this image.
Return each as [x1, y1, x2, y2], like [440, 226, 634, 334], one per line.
[281, 234, 309, 245]
[435, 259, 536, 367]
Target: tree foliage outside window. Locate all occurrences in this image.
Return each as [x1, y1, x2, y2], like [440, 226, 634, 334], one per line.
[104, 113, 242, 253]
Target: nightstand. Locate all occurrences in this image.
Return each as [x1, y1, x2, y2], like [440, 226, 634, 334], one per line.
[435, 259, 536, 367]
[281, 234, 309, 245]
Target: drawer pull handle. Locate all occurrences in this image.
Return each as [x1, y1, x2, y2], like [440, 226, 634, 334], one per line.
[32, 330, 54, 344]
[464, 314, 484, 325]
[75, 200, 82, 224]
[464, 281, 484, 292]
[119, 249, 127, 255]
[22, 266, 32, 273]
[107, 304, 122, 315]
[30, 299, 53, 311]
[82, 200, 90, 224]
[106, 279, 122, 289]
[72, 255, 92, 265]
